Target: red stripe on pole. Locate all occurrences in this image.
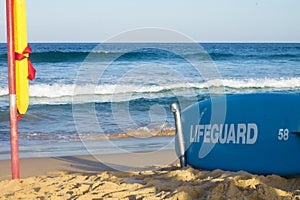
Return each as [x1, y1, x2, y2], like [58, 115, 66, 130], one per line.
[6, 0, 20, 180]
[6, 0, 15, 94]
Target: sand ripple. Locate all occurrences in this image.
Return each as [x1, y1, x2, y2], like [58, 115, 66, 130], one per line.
[1, 165, 300, 199]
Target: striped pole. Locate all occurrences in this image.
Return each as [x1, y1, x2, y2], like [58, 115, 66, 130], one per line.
[6, 0, 20, 180]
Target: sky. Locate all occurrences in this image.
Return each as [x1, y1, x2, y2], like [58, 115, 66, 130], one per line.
[1, 0, 300, 42]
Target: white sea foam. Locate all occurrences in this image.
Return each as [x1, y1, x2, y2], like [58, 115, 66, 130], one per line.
[1, 77, 300, 105]
[31, 77, 300, 96]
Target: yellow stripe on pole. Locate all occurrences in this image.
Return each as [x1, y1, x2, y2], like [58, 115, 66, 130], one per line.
[14, 0, 29, 114]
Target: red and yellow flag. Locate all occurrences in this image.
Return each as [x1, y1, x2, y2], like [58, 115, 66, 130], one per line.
[14, 0, 35, 115]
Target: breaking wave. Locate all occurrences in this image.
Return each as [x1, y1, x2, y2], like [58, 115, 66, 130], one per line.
[1, 77, 300, 105]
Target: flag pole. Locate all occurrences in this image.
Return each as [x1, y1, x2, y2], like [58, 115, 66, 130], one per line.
[6, 0, 20, 180]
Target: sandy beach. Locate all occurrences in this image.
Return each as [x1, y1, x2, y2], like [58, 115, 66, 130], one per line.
[1, 150, 300, 200]
[2, 0, 300, 198]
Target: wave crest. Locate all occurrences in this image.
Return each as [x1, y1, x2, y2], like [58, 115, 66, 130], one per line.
[1, 77, 300, 105]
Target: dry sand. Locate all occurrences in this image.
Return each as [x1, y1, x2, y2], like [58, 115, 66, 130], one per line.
[1, 150, 300, 199]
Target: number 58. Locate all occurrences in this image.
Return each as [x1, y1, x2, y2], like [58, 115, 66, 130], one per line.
[278, 128, 289, 141]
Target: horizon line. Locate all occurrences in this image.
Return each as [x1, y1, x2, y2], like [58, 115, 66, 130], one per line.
[1, 41, 300, 44]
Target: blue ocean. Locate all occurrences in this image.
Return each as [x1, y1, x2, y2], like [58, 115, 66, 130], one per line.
[0, 43, 300, 159]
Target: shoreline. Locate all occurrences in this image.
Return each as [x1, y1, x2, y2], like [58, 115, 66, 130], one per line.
[0, 135, 175, 161]
[0, 149, 178, 180]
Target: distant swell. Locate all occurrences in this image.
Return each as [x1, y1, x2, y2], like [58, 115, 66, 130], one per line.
[2, 50, 299, 63]
[30, 51, 89, 62]
[187, 52, 300, 61]
[1, 50, 181, 63]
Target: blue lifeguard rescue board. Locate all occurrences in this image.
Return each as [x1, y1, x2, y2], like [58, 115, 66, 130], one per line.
[179, 93, 300, 175]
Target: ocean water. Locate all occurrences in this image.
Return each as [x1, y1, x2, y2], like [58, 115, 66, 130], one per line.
[0, 43, 300, 159]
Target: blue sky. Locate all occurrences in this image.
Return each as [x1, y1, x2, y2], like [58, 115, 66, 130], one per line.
[1, 0, 300, 42]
